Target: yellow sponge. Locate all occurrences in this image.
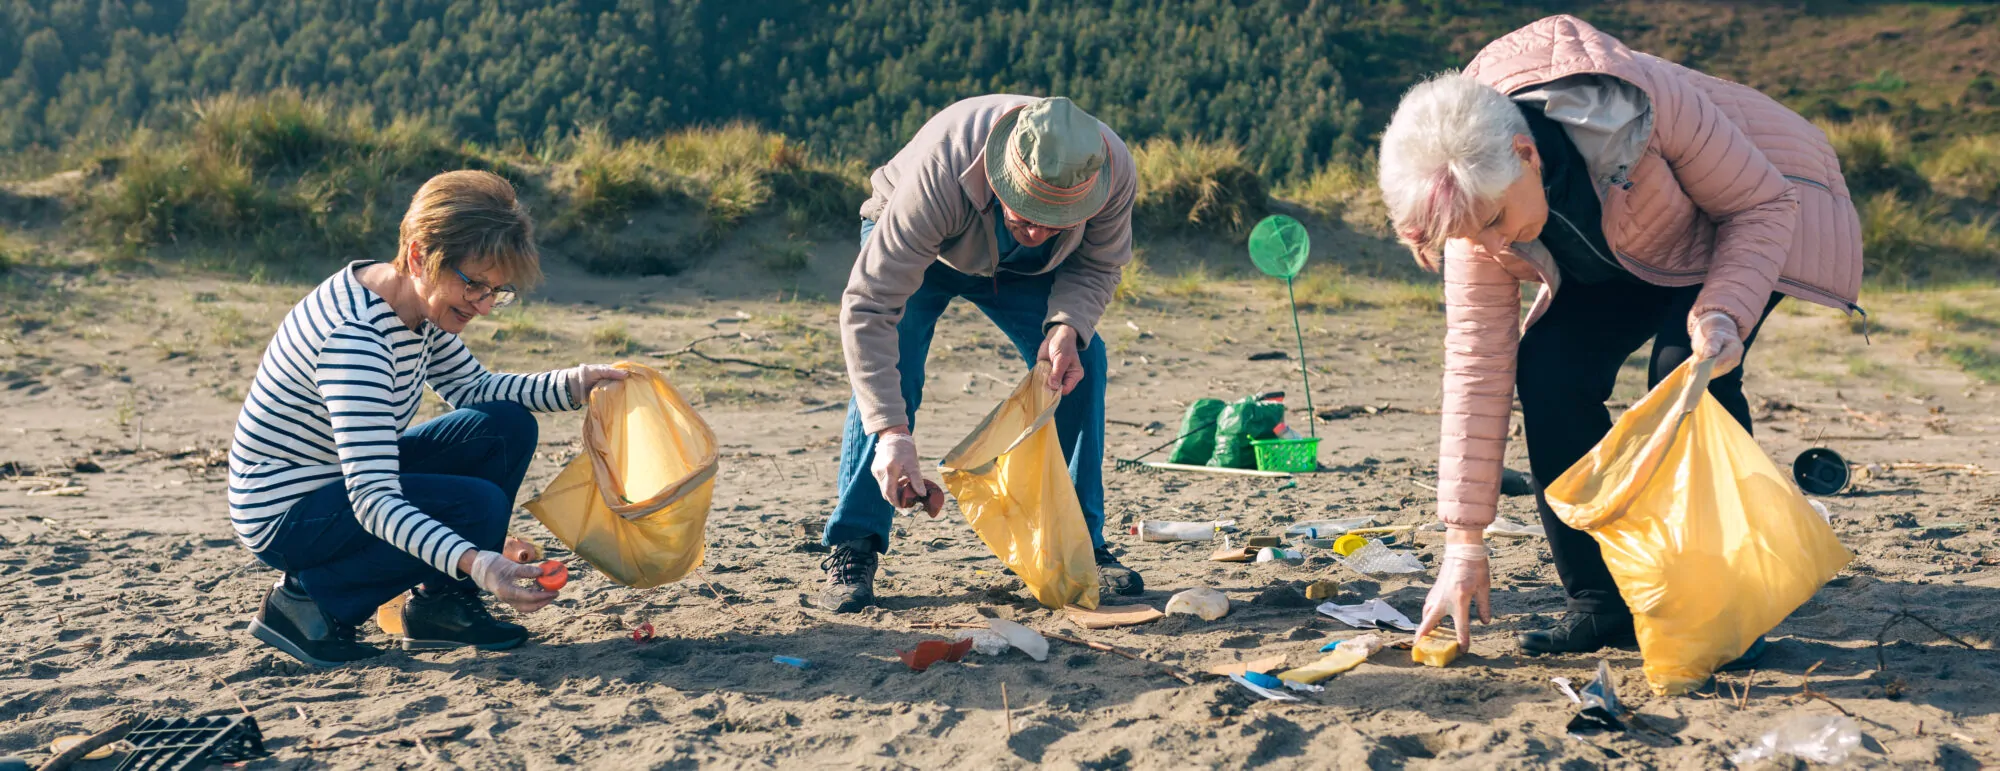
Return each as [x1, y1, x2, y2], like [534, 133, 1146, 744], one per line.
[1412, 632, 1462, 668]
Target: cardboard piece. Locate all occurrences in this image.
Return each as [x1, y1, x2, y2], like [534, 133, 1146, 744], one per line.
[1209, 545, 1257, 562]
[1065, 604, 1165, 629]
[1205, 654, 1289, 678]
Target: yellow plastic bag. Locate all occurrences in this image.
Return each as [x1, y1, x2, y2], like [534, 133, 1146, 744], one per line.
[940, 363, 1101, 610]
[524, 362, 718, 588]
[1546, 359, 1852, 695]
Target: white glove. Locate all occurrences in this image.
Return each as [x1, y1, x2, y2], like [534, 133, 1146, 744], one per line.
[570, 364, 629, 404]
[1691, 312, 1744, 376]
[870, 431, 932, 508]
[465, 549, 558, 614]
[1415, 542, 1492, 651]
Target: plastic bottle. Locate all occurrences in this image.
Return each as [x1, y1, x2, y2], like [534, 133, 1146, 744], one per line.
[1132, 520, 1234, 542]
[1265, 393, 1304, 440]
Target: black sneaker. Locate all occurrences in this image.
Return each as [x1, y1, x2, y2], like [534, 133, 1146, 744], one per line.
[400, 587, 529, 651]
[815, 539, 878, 613]
[1094, 546, 1144, 596]
[1519, 612, 1637, 655]
[249, 579, 385, 667]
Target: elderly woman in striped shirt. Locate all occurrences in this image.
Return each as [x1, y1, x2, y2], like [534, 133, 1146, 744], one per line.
[227, 170, 626, 667]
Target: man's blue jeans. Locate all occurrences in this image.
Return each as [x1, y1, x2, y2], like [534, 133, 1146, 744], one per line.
[825, 219, 1108, 553]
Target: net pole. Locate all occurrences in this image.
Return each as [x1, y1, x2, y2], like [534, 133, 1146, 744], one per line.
[1286, 276, 1315, 438]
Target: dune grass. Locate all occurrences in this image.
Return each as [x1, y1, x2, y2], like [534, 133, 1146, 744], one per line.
[1131, 138, 1268, 238]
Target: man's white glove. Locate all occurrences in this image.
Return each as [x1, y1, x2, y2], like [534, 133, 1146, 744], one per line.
[870, 431, 934, 509]
[1415, 542, 1492, 651]
[1691, 312, 1744, 376]
[465, 549, 557, 613]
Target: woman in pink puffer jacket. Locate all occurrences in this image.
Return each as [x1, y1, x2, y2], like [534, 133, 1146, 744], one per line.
[1377, 16, 1862, 657]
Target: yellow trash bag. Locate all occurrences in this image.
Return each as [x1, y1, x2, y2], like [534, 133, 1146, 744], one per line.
[940, 363, 1101, 610]
[1546, 359, 1852, 695]
[524, 362, 718, 589]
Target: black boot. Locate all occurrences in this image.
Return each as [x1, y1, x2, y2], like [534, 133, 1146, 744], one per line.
[1519, 612, 1637, 655]
[249, 578, 385, 667]
[1094, 546, 1144, 596]
[400, 586, 529, 651]
[815, 539, 879, 613]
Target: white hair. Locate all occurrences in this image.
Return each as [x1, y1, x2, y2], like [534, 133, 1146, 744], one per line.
[1377, 72, 1530, 268]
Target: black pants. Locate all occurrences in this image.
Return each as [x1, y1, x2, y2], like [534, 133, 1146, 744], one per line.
[1519, 281, 1782, 615]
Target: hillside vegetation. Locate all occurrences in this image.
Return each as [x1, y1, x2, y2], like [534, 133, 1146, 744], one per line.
[0, 1, 1995, 287]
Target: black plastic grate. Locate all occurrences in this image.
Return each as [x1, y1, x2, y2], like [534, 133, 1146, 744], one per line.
[114, 715, 268, 771]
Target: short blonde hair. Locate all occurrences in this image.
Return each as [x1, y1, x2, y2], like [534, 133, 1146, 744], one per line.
[396, 170, 542, 288]
[1378, 72, 1529, 270]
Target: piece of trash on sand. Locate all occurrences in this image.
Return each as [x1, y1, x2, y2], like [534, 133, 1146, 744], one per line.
[1486, 517, 1546, 538]
[899, 638, 976, 672]
[1279, 634, 1387, 684]
[1229, 673, 1300, 702]
[1066, 604, 1164, 629]
[1412, 630, 1462, 667]
[954, 628, 1011, 656]
[1284, 517, 1375, 539]
[1132, 519, 1235, 542]
[772, 656, 811, 669]
[1206, 654, 1288, 678]
[1304, 579, 1340, 600]
[1209, 543, 1257, 562]
[631, 623, 656, 643]
[1342, 540, 1424, 575]
[1500, 467, 1537, 496]
[1808, 499, 1832, 523]
[1566, 660, 1626, 733]
[48, 735, 114, 761]
[1316, 599, 1417, 632]
[1245, 535, 1283, 548]
[987, 618, 1050, 661]
[1331, 533, 1368, 556]
[1254, 547, 1302, 563]
[1552, 677, 1583, 704]
[1730, 715, 1862, 766]
[1164, 587, 1230, 621]
[375, 592, 410, 636]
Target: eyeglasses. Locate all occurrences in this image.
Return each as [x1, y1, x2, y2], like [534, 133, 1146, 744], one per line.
[453, 268, 519, 308]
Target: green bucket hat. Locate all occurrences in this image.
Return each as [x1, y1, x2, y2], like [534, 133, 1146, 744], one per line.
[984, 97, 1112, 229]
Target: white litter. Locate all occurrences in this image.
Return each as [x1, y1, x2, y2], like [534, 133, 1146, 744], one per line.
[1315, 599, 1417, 632]
[986, 618, 1049, 661]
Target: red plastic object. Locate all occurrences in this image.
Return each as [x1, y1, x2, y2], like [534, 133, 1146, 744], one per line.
[897, 637, 975, 672]
[537, 560, 568, 591]
[631, 622, 655, 643]
[921, 485, 945, 519]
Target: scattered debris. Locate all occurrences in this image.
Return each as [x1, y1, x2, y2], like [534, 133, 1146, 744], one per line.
[772, 656, 811, 669]
[1278, 634, 1386, 684]
[631, 623, 656, 643]
[1317, 599, 1417, 632]
[1132, 519, 1234, 542]
[1411, 631, 1462, 668]
[1566, 660, 1625, 733]
[954, 628, 1010, 656]
[1247, 351, 1290, 361]
[986, 619, 1050, 661]
[1731, 715, 1861, 766]
[1164, 588, 1230, 621]
[1206, 655, 1288, 678]
[898, 638, 976, 672]
[1066, 604, 1165, 629]
[1303, 580, 1340, 601]
[1229, 672, 1299, 702]
[1046, 633, 1197, 685]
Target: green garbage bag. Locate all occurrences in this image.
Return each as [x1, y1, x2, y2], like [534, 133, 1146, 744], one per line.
[1168, 399, 1225, 465]
[1209, 395, 1285, 469]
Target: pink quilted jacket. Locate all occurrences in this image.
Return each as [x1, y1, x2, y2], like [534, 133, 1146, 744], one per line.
[1434, 15, 1864, 530]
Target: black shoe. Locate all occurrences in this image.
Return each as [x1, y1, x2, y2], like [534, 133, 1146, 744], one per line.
[815, 539, 879, 613]
[1094, 546, 1144, 597]
[249, 579, 385, 667]
[1718, 636, 1771, 673]
[1518, 612, 1637, 655]
[400, 587, 529, 651]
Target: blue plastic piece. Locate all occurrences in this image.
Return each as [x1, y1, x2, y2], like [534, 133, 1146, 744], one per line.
[773, 656, 811, 669]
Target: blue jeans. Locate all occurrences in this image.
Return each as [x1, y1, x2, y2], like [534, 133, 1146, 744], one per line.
[826, 219, 1108, 553]
[251, 401, 539, 625]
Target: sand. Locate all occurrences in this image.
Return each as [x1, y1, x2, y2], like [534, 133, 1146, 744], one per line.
[3, 260, 1998, 770]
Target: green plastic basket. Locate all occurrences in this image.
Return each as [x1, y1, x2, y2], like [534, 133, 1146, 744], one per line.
[1251, 437, 1320, 473]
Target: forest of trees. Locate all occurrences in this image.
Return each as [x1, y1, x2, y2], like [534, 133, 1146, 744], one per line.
[0, 0, 1566, 181]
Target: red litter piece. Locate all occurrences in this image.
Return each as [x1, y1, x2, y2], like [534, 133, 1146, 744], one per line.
[631, 622, 655, 643]
[897, 637, 975, 672]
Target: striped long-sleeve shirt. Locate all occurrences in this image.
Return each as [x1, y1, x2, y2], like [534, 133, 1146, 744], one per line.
[228, 262, 582, 577]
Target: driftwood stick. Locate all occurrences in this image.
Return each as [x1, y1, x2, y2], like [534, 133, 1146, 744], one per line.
[1046, 633, 1198, 686]
[36, 716, 137, 771]
[648, 335, 815, 376]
